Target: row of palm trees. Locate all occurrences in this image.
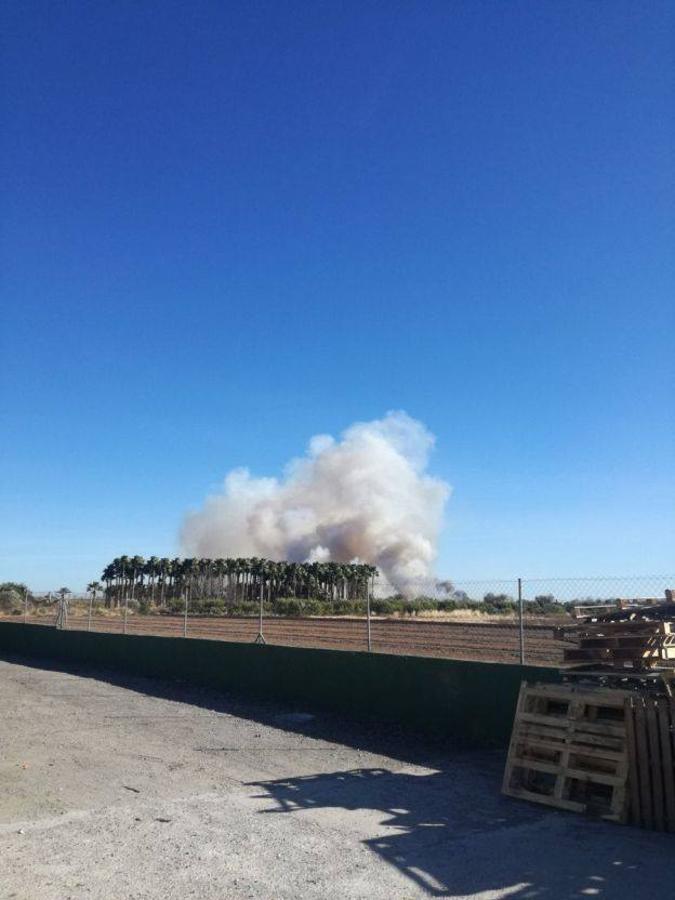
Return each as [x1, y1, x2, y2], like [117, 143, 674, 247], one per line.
[100, 556, 378, 608]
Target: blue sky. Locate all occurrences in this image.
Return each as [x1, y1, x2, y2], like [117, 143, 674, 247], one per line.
[2, 2, 673, 590]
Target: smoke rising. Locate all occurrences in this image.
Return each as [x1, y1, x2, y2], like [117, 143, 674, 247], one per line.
[180, 411, 451, 595]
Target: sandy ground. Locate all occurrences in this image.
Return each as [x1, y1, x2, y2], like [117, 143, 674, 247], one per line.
[0, 657, 672, 900]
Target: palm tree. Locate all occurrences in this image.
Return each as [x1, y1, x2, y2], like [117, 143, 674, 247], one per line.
[129, 555, 145, 602]
[158, 557, 170, 607]
[102, 565, 114, 608]
[181, 558, 199, 601]
[87, 581, 102, 602]
[213, 558, 226, 597]
[99, 555, 379, 613]
[86, 580, 102, 630]
[198, 557, 213, 599]
[170, 557, 182, 600]
[233, 558, 246, 603]
[225, 558, 238, 604]
[117, 555, 130, 607]
[146, 557, 160, 604]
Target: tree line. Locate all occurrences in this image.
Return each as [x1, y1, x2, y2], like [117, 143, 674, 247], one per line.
[100, 556, 378, 608]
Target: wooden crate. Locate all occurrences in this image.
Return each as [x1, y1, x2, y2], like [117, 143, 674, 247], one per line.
[502, 682, 630, 822]
[624, 694, 675, 832]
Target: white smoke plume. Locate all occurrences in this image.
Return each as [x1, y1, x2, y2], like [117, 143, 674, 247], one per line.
[180, 411, 451, 596]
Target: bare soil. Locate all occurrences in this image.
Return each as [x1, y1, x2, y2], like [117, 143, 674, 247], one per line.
[21, 614, 570, 666]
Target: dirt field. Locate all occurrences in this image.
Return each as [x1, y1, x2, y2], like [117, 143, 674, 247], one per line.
[2, 657, 673, 899]
[21, 614, 570, 666]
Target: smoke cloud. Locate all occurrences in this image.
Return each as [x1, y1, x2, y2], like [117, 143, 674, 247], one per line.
[180, 411, 451, 596]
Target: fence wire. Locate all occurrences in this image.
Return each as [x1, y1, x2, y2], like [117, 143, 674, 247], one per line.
[5, 575, 674, 667]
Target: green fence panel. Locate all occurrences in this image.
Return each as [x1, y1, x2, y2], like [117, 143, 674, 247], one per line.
[0, 622, 559, 747]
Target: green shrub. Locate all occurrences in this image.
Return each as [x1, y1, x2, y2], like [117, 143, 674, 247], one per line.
[270, 596, 326, 617]
[136, 591, 571, 619]
[227, 601, 259, 617]
[165, 597, 185, 614]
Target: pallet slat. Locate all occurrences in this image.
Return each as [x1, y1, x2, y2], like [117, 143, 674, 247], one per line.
[521, 682, 631, 705]
[515, 733, 625, 758]
[625, 695, 675, 832]
[624, 697, 642, 826]
[646, 702, 665, 831]
[517, 712, 626, 738]
[657, 699, 675, 833]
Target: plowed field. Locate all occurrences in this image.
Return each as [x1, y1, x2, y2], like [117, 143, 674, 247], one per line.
[23, 614, 571, 666]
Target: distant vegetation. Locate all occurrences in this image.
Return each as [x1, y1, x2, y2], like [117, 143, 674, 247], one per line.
[179, 592, 572, 618]
[1, 568, 575, 620]
[90, 558, 572, 618]
[0, 582, 29, 614]
[100, 556, 378, 609]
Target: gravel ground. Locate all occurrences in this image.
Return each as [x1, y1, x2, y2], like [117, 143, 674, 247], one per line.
[0, 657, 672, 899]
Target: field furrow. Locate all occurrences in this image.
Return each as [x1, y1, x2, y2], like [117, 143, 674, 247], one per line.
[18, 614, 569, 665]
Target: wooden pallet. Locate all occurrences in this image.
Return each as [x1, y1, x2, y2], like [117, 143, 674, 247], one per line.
[557, 621, 672, 639]
[573, 597, 671, 619]
[624, 694, 675, 832]
[559, 622, 675, 670]
[502, 682, 630, 822]
[562, 668, 675, 698]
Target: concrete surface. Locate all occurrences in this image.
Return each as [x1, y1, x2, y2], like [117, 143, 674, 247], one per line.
[0, 657, 672, 899]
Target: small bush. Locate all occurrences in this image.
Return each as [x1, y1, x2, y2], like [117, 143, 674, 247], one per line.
[0, 585, 25, 614]
[191, 598, 226, 616]
[270, 597, 325, 617]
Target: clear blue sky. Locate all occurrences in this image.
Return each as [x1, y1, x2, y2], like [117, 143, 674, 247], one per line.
[2, 2, 673, 590]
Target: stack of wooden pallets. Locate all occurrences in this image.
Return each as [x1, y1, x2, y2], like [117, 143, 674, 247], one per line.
[556, 601, 675, 671]
[502, 682, 631, 822]
[572, 589, 674, 621]
[557, 620, 675, 669]
[504, 598, 675, 827]
[573, 596, 669, 619]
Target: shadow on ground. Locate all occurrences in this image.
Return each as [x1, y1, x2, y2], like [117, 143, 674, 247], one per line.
[0, 652, 464, 765]
[4, 653, 673, 898]
[250, 765, 672, 898]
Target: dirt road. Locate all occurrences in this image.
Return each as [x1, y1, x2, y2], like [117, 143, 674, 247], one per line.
[23, 614, 570, 665]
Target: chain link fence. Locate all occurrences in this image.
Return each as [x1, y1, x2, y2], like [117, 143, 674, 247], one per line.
[4, 575, 674, 667]
[378, 574, 672, 605]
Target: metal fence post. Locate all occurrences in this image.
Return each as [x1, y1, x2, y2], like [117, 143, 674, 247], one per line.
[123, 594, 128, 634]
[366, 579, 372, 652]
[88, 592, 93, 632]
[255, 578, 266, 644]
[24, 587, 28, 624]
[183, 587, 189, 638]
[518, 577, 525, 665]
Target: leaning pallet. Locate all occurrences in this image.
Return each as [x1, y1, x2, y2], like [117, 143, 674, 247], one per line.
[502, 682, 631, 822]
[624, 693, 675, 832]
